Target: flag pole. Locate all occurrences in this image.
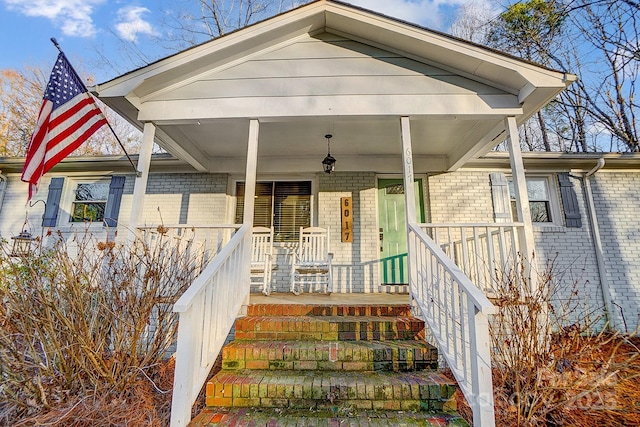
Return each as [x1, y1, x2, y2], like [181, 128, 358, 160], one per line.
[50, 38, 141, 177]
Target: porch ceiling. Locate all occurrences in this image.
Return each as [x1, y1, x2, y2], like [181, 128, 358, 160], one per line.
[154, 116, 503, 173]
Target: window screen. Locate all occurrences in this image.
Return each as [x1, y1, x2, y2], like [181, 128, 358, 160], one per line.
[236, 181, 311, 241]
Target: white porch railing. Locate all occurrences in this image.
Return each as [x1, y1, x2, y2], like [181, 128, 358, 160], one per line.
[420, 223, 523, 296]
[169, 224, 251, 427]
[137, 224, 240, 271]
[408, 222, 496, 427]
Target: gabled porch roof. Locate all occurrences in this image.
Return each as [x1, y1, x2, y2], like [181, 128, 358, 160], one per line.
[94, 0, 574, 174]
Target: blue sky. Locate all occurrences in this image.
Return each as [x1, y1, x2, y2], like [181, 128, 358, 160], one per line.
[0, 0, 495, 83]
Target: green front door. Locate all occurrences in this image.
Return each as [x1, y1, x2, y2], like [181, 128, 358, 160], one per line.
[377, 179, 425, 284]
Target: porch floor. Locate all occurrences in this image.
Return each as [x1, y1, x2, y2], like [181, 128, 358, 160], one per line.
[249, 292, 411, 306]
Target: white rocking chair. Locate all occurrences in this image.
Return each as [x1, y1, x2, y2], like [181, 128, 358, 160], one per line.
[290, 227, 333, 295]
[251, 227, 275, 295]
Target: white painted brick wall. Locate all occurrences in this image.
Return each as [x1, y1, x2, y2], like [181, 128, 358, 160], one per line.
[118, 173, 229, 231]
[589, 172, 640, 332]
[318, 172, 379, 293]
[428, 170, 607, 329]
[427, 171, 495, 223]
[532, 174, 604, 328]
[1, 167, 638, 332]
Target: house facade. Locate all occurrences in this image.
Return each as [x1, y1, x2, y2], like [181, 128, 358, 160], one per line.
[1, 151, 639, 332]
[2, 1, 639, 424]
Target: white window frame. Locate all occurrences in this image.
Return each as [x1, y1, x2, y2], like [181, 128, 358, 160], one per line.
[508, 175, 563, 227]
[62, 178, 111, 226]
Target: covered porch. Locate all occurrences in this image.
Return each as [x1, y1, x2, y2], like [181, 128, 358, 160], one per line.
[93, 1, 574, 426]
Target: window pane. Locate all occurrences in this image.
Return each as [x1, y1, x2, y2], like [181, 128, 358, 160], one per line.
[274, 182, 311, 242]
[70, 182, 108, 222]
[236, 182, 273, 226]
[385, 184, 404, 194]
[511, 199, 551, 223]
[235, 181, 311, 242]
[75, 183, 109, 201]
[509, 177, 552, 223]
[71, 202, 106, 222]
[526, 179, 549, 201]
[508, 179, 549, 201]
[530, 201, 551, 222]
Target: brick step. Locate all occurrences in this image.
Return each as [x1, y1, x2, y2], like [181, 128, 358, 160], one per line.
[190, 408, 469, 426]
[205, 370, 457, 412]
[222, 340, 438, 372]
[247, 304, 413, 317]
[234, 316, 425, 341]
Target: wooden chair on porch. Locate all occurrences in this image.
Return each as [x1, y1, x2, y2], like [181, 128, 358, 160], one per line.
[251, 226, 276, 295]
[290, 227, 333, 295]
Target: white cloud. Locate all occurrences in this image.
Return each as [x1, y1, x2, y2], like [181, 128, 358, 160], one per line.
[349, 0, 492, 30]
[3, 0, 105, 37]
[115, 6, 158, 43]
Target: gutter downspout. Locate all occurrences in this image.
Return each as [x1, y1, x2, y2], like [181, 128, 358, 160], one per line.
[582, 158, 616, 330]
[0, 171, 7, 214]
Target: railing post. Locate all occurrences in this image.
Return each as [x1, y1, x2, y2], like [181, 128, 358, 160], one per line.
[170, 309, 197, 427]
[468, 298, 496, 427]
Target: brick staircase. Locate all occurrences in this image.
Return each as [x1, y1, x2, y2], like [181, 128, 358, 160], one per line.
[190, 304, 468, 426]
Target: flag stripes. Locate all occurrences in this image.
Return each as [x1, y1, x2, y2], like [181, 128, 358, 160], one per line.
[21, 52, 108, 201]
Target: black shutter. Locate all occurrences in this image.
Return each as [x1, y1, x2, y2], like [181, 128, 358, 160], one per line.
[490, 173, 511, 223]
[42, 177, 64, 227]
[104, 176, 126, 227]
[557, 173, 582, 228]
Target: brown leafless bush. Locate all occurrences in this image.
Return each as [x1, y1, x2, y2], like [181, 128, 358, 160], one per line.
[0, 229, 203, 425]
[485, 256, 640, 426]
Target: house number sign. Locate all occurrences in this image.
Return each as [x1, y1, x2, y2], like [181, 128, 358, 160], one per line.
[341, 197, 353, 242]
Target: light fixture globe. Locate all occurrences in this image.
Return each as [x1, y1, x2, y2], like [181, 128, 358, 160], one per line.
[322, 134, 336, 174]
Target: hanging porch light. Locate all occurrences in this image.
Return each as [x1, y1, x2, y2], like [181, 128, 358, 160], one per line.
[322, 134, 336, 174]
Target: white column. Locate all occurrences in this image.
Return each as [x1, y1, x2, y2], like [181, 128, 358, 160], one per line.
[401, 116, 417, 303]
[242, 119, 259, 308]
[505, 116, 536, 287]
[243, 120, 259, 225]
[129, 122, 155, 232]
[401, 117, 417, 223]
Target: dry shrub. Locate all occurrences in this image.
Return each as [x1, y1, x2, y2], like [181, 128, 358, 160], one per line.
[478, 256, 640, 426]
[0, 229, 204, 425]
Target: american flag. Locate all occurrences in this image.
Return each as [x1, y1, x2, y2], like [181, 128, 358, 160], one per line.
[21, 52, 107, 200]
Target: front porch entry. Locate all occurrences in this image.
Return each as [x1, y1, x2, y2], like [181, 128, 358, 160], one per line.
[377, 178, 425, 285]
[93, 3, 575, 425]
